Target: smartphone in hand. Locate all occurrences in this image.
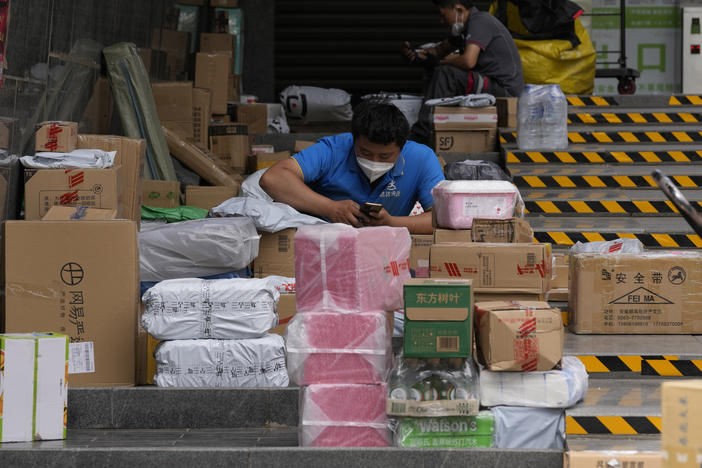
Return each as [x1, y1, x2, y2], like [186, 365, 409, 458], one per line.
[360, 202, 383, 215]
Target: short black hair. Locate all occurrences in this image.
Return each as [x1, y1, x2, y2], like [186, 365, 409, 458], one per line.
[431, 0, 473, 8]
[351, 101, 409, 148]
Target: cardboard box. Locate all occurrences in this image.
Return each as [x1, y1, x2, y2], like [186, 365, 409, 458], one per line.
[0, 333, 68, 442]
[403, 278, 473, 358]
[256, 151, 290, 170]
[0, 155, 22, 221]
[474, 300, 563, 371]
[564, 451, 663, 468]
[251, 145, 274, 155]
[294, 140, 316, 153]
[24, 167, 122, 221]
[434, 129, 497, 153]
[142, 180, 181, 208]
[433, 106, 497, 131]
[185, 185, 237, 210]
[0, 117, 17, 152]
[269, 294, 296, 335]
[195, 53, 232, 114]
[662, 381, 702, 468]
[137, 48, 167, 80]
[209, 123, 249, 172]
[192, 87, 212, 149]
[42, 206, 117, 220]
[569, 252, 702, 334]
[210, 0, 238, 6]
[164, 51, 187, 81]
[473, 292, 545, 303]
[496, 97, 518, 128]
[152, 81, 194, 139]
[254, 228, 295, 278]
[228, 74, 241, 103]
[5, 221, 139, 386]
[77, 135, 146, 224]
[80, 77, 113, 135]
[471, 218, 534, 243]
[551, 253, 569, 289]
[235, 103, 267, 135]
[434, 229, 472, 244]
[200, 33, 236, 60]
[35, 121, 78, 153]
[410, 235, 433, 278]
[430, 243, 552, 294]
[151, 28, 189, 53]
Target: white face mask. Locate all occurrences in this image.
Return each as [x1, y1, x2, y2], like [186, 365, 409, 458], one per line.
[451, 9, 464, 36]
[356, 157, 395, 182]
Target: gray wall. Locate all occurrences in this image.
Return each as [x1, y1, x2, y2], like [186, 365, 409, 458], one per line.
[240, 0, 275, 101]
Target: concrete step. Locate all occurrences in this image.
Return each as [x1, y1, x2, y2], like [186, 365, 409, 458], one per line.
[566, 95, 702, 107]
[500, 125, 702, 145]
[502, 143, 702, 164]
[566, 435, 660, 451]
[567, 107, 702, 125]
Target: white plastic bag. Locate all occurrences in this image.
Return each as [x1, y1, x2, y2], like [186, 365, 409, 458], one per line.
[209, 197, 326, 233]
[570, 238, 645, 255]
[493, 407, 565, 449]
[239, 169, 274, 202]
[21, 149, 116, 169]
[280, 85, 353, 122]
[138, 217, 259, 281]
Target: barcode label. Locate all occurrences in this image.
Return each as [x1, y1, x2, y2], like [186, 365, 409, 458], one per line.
[68, 342, 95, 374]
[437, 336, 459, 352]
[391, 402, 406, 414]
[526, 253, 535, 265]
[278, 235, 290, 253]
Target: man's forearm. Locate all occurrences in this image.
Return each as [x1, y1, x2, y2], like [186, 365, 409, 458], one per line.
[389, 211, 434, 235]
[260, 164, 333, 218]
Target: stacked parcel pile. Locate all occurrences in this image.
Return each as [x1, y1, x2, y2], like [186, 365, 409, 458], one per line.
[288, 224, 411, 447]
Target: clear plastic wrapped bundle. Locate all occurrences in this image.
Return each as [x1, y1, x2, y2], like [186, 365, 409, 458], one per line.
[386, 356, 480, 417]
[300, 383, 389, 447]
[141, 278, 279, 340]
[493, 406, 566, 449]
[431, 180, 520, 230]
[390, 412, 495, 448]
[294, 224, 411, 313]
[285, 311, 392, 385]
[153, 335, 288, 388]
[139, 217, 259, 282]
[479, 356, 588, 408]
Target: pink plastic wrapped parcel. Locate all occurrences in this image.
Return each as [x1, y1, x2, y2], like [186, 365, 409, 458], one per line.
[300, 383, 389, 447]
[432, 180, 519, 229]
[285, 311, 392, 384]
[294, 224, 411, 313]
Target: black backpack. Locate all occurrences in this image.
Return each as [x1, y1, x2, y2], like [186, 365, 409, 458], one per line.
[495, 0, 584, 48]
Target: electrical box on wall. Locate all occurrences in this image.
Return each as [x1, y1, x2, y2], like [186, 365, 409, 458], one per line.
[683, 7, 702, 93]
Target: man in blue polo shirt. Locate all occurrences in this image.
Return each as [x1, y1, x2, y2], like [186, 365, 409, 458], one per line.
[259, 102, 444, 234]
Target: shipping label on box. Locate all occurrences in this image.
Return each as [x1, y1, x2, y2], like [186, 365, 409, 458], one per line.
[403, 278, 473, 358]
[662, 381, 702, 468]
[434, 228, 472, 244]
[430, 243, 551, 294]
[474, 300, 563, 371]
[5, 221, 139, 387]
[35, 121, 78, 153]
[564, 451, 663, 468]
[185, 185, 236, 210]
[471, 218, 534, 243]
[569, 252, 702, 334]
[254, 228, 295, 278]
[209, 123, 249, 172]
[433, 106, 498, 131]
[410, 235, 433, 278]
[434, 129, 497, 153]
[142, 180, 180, 209]
[24, 167, 122, 220]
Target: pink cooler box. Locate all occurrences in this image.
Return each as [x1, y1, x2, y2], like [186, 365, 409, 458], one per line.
[285, 311, 392, 385]
[432, 180, 519, 229]
[300, 383, 389, 447]
[294, 224, 411, 313]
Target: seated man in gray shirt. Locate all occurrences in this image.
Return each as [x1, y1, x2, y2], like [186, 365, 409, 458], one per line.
[403, 0, 524, 145]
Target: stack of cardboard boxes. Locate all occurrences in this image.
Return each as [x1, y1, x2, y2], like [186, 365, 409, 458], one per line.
[433, 106, 498, 153]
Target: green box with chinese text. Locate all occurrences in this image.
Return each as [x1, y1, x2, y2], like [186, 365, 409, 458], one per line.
[403, 278, 473, 358]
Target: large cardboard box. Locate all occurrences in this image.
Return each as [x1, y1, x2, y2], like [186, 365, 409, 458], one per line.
[151, 81, 194, 139]
[295, 140, 315, 153]
[200, 33, 236, 60]
[496, 97, 518, 128]
[5, 221, 139, 386]
[0, 333, 68, 442]
[430, 243, 551, 294]
[77, 134, 146, 224]
[433, 106, 497, 131]
[471, 218, 534, 243]
[662, 381, 702, 468]
[254, 228, 295, 278]
[410, 235, 433, 278]
[209, 123, 249, 172]
[551, 253, 569, 289]
[473, 292, 545, 303]
[142, 180, 181, 208]
[35, 121, 78, 153]
[150, 29, 189, 81]
[42, 206, 117, 220]
[403, 278, 473, 358]
[434, 228, 472, 243]
[269, 294, 296, 335]
[192, 87, 212, 149]
[474, 301, 563, 371]
[195, 53, 232, 115]
[564, 451, 663, 468]
[235, 103, 267, 135]
[434, 129, 497, 153]
[137, 48, 167, 80]
[24, 167, 122, 221]
[185, 185, 237, 210]
[255, 151, 290, 171]
[569, 253, 702, 334]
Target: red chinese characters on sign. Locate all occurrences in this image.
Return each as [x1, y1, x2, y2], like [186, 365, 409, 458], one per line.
[514, 316, 538, 371]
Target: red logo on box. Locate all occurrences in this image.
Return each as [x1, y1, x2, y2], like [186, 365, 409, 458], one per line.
[444, 262, 461, 277]
[60, 191, 79, 205]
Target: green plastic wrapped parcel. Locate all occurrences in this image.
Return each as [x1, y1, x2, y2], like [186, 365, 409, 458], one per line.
[141, 205, 208, 223]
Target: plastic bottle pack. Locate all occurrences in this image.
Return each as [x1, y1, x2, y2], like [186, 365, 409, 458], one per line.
[517, 84, 568, 151]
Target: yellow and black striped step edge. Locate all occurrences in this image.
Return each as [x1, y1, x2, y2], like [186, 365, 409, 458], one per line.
[568, 111, 702, 124]
[567, 96, 619, 106]
[566, 416, 661, 435]
[501, 130, 702, 144]
[533, 232, 702, 248]
[642, 359, 702, 376]
[670, 95, 702, 105]
[525, 200, 700, 215]
[506, 150, 702, 163]
[514, 174, 702, 189]
[576, 355, 678, 373]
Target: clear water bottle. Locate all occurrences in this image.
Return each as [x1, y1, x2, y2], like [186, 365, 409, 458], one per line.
[517, 85, 544, 150]
[541, 84, 568, 150]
